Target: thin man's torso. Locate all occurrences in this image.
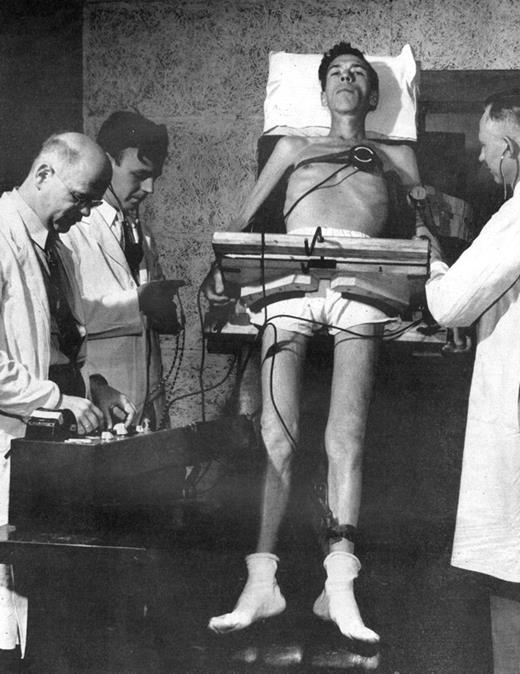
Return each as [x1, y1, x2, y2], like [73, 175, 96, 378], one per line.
[284, 137, 392, 236]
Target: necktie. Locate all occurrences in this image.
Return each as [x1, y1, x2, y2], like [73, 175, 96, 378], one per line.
[120, 214, 144, 284]
[44, 235, 84, 363]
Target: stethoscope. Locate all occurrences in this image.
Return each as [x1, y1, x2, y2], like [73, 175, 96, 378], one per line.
[499, 146, 519, 201]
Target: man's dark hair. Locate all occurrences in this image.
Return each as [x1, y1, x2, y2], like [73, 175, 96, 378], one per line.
[318, 42, 379, 96]
[484, 90, 520, 127]
[97, 111, 168, 171]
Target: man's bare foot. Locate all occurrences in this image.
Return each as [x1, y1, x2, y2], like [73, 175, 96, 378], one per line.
[313, 551, 379, 643]
[208, 553, 286, 634]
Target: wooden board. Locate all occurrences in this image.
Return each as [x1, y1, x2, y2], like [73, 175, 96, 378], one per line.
[213, 232, 429, 316]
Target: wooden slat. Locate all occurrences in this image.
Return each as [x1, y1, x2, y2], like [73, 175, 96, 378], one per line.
[221, 257, 426, 279]
[213, 232, 429, 265]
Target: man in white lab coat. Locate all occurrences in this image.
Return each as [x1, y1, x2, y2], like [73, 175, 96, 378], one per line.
[425, 91, 520, 673]
[0, 132, 136, 668]
[63, 112, 182, 429]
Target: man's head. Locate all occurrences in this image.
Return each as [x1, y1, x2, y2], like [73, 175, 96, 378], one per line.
[318, 42, 379, 114]
[96, 111, 168, 212]
[24, 132, 112, 233]
[479, 90, 520, 187]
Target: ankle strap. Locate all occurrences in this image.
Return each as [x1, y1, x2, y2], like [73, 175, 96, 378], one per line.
[326, 523, 358, 544]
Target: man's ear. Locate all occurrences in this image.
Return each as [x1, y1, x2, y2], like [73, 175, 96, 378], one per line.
[368, 89, 379, 112]
[34, 163, 53, 187]
[320, 90, 329, 109]
[106, 152, 117, 169]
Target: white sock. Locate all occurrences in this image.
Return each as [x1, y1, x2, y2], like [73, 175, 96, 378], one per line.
[208, 553, 286, 634]
[313, 551, 379, 643]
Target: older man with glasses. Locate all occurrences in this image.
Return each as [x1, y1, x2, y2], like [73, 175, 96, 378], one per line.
[0, 131, 136, 669]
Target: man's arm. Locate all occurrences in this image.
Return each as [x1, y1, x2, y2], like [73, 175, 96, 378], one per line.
[62, 227, 144, 338]
[0, 351, 61, 416]
[378, 143, 425, 239]
[426, 198, 520, 327]
[379, 144, 421, 190]
[204, 136, 304, 302]
[230, 136, 306, 231]
[66, 226, 182, 337]
[0, 244, 61, 414]
[80, 290, 143, 337]
[0, 351, 113, 434]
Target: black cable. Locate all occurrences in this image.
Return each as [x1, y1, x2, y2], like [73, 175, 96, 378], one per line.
[157, 288, 188, 429]
[257, 308, 423, 455]
[164, 352, 237, 413]
[259, 310, 397, 339]
[283, 166, 357, 221]
[261, 229, 268, 326]
[499, 154, 518, 202]
[158, 328, 186, 429]
[263, 321, 300, 451]
[196, 283, 208, 422]
[161, 327, 181, 383]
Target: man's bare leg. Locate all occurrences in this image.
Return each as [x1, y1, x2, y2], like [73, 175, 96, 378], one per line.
[313, 325, 380, 644]
[209, 327, 307, 634]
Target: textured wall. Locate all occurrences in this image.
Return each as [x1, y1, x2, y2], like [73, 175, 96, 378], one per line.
[84, 0, 519, 426]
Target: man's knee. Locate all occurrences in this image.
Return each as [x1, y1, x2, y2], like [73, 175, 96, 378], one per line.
[324, 424, 365, 466]
[260, 416, 298, 461]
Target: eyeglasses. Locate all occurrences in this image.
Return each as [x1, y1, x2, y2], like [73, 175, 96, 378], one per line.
[53, 168, 103, 210]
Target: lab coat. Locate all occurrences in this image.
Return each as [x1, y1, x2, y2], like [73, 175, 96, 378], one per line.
[0, 190, 91, 521]
[426, 183, 520, 582]
[0, 190, 91, 653]
[62, 204, 166, 424]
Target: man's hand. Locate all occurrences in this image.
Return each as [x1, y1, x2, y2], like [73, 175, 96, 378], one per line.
[60, 394, 105, 435]
[409, 185, 444, 264]
[138, 280, 185, 334]
[415, 224, 444, 264]
[89, 375, 137, 429]
[201, 262, 235, 305]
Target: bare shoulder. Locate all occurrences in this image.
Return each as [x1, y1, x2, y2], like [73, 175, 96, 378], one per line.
[372, 141, 420, 188]
[272, 135, 314, 161]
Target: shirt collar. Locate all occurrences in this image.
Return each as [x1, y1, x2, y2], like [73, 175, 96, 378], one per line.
[96, 199, 119, 226]
[10, 188, 49, 249]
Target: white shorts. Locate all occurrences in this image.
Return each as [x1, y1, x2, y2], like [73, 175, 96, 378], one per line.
[247, 228, 392, 337]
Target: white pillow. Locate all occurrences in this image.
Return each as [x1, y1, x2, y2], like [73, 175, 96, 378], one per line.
[263, 44, 418, 141]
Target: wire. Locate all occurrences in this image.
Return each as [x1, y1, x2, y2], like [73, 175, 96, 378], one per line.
[163, 352, 237, 414]
[255, 308, 424, 456]
[383, 317, 424, 341]
[158, 329, 186, 429]
[499, 155, 508, 202]
[499, 154, 519, 202]
[196, 284, 208, 421]
[283, 166, 358, 222]
[161, 326, 182, 384]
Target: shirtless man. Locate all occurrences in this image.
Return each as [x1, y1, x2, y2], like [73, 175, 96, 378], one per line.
[208, 42, 420, 647]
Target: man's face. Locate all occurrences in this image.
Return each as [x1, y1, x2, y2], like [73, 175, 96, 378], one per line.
[321, 54, 376, 114]
[47, 166, 106, 233]
[109, 147, 159, 212]
[478, 111, 512, 185]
